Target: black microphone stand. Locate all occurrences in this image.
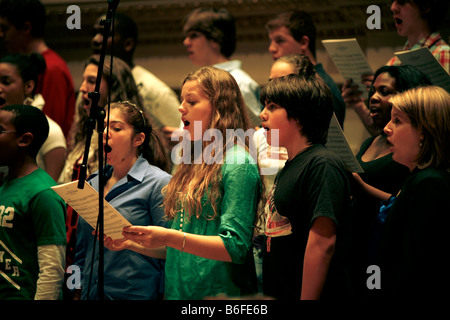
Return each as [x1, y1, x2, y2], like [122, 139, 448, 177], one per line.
[77, 0, 120, 300]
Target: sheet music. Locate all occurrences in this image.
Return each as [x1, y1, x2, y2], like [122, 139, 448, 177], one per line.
[322, 38, 373, 90]
[52, 181, 131, 239]
[395, 46, 450, 92]
[326, 114, 364, 173]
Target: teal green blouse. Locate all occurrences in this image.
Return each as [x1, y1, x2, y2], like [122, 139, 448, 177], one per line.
[165, 145, 261, 300]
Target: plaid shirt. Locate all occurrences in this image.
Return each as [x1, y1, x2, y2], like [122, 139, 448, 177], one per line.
[387, 32, 450, 73]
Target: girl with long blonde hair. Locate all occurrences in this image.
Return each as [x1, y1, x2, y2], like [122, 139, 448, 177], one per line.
[106, 67, 264, 300]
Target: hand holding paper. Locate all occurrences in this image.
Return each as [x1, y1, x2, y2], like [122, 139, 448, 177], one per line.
[395, 47, 450, 92]
[51, 181, 131, 239]
[322, 38, 373, 91]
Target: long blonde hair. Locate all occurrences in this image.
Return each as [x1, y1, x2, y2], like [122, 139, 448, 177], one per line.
[162, 67, 263, 221]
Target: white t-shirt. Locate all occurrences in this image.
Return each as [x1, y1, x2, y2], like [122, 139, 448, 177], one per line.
[132, 65, 182, 128]
[33, 94, 67, 171]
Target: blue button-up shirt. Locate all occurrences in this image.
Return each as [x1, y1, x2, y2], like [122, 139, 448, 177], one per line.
[74, 155, 172, 300]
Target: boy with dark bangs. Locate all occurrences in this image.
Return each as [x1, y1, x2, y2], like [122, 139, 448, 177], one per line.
[260, 74, 352, 300]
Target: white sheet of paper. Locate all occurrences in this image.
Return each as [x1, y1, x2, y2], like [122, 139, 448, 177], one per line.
[326, 113, 364, 173]
[322, 38, 373, 90]
[395, 46, 450, 92]
[51, 180, 131, 239]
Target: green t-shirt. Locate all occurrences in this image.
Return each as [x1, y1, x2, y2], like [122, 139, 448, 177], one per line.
[165, 146, 261, 300]
[0, 168, 66, 300]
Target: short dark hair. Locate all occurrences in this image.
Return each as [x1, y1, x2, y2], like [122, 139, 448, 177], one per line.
[2, 105, 49, 156]
[115, 13, 138, 40]
[369, 65, 432, 100]
[260, 73, 333, 145]
[265, 10, 317, 57]
[114, 12, 138, 53]
[0, 0, 46, 38]
[0, 53, 46, 96]
[183, 7, 236, 58]
[406, 0, 448, 32]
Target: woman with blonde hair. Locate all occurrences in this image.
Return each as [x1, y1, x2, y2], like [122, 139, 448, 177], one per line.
[106, 67, 264, 300]
[387, 86, 450, 170]
[372, 85, 450, 298]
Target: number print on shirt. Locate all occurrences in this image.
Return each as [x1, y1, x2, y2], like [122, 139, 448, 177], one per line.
[0, 205, 14, 228]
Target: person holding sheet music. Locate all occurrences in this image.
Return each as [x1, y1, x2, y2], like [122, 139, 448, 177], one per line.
[259, 73, 352, 300]
[105, 67, 264, 300]
[387, 0, 450, 73]
[72, 101, 171, 300]
[357, 86, 450, 298]
[59, 55, 145, 299]
[347, 65, 431, 296]
[342, 0, 449, 135]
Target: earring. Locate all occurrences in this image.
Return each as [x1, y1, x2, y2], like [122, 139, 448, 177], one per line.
[419, 142, 423, 148]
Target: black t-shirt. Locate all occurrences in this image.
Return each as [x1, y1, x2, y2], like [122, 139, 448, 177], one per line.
[262, 144, 352, 300]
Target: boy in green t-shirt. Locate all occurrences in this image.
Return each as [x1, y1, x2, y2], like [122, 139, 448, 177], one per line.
[0, 105, 66, 300]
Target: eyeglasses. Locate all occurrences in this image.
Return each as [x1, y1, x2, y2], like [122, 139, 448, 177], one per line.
[0, 130, 16, 134]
